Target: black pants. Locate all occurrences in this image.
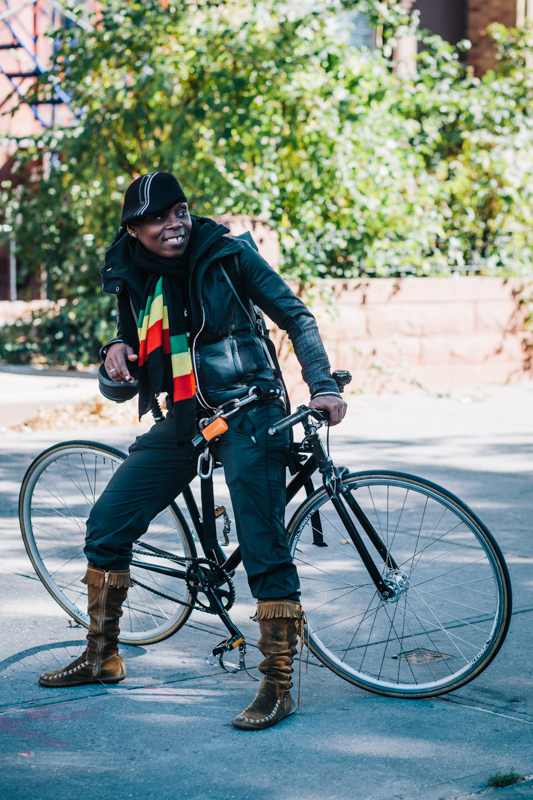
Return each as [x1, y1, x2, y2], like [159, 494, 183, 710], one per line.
[84, 402, 300, 600]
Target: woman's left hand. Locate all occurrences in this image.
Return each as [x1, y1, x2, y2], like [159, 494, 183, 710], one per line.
[309, 394, 347, 427]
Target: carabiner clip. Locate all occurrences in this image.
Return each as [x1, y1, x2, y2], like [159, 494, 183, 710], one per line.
[197, 446, 214, 480]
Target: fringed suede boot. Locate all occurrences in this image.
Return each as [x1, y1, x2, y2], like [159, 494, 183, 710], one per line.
[39, 566, 131, 687]
[232, 599, 303, 731]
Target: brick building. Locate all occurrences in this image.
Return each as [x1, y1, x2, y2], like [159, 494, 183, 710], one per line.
[340, 0, 532, 76]
[414, 0, 533, 76]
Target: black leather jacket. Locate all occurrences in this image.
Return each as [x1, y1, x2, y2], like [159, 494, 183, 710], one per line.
[101, 218, 339, 411]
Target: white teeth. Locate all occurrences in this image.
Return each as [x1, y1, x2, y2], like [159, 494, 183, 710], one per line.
[166, 236, 184, 244]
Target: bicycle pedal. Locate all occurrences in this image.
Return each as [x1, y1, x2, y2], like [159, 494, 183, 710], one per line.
[212, 634, 244, 656]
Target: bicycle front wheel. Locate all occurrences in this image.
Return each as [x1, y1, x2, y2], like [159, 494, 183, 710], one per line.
[288, 471, 512, 698]
[19, 440, 197, 645]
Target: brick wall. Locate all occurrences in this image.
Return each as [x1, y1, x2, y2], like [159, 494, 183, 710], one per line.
[467, 0, 519, 76]
[268, 277, 532, 400]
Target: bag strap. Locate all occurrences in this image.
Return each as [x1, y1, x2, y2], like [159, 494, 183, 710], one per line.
[200, 473, 219, 551]
[219, 258, 256, 329]
[219, 258, 277, 372]
[218, 255, 292, 419]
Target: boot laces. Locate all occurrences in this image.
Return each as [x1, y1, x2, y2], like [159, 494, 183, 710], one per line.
[297, 609, 309, 709]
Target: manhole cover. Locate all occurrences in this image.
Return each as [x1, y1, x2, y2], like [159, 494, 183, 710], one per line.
[391, 648, 454, 664]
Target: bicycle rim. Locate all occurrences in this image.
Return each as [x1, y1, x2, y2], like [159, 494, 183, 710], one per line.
[288, 471, 512, 698]
[19, 441, 196, 645]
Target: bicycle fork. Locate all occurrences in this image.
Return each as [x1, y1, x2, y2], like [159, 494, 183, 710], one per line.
[327, 486, 398, 601]
[305, 425, 399, 603]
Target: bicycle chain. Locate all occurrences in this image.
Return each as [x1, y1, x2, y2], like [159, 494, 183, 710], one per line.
[132, 547, 191, 565]
[130, 576, 197, 610]
[130, 553, 235, 615]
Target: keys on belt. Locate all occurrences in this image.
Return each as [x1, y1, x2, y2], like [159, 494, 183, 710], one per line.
[192, 385, 283, 449]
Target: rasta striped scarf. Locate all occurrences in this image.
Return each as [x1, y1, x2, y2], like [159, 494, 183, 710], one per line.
[137, 276, 196, 403]
[133, 234, 198, 442]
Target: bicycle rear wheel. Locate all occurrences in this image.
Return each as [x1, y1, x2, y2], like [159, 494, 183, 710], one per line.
[288, 471, 512, 698]
[19, 440, 197, 645]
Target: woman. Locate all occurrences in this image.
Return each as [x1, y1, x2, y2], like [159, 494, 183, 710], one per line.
[39, 172, 346, 730]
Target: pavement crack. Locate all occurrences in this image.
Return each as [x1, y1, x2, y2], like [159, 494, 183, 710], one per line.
[437, 696, 533, 725]
[444, 775, 533, 800]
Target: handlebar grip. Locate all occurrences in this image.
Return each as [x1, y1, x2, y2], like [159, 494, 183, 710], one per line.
[268, 406, 328, 436]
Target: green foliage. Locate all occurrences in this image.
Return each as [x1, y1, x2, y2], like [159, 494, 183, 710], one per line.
[402, 24, 533, 276]
[487, 768, 522, 789]
[0, 295, 116, 368]
[0, 0, 533, 367]
[3, 0, 436, 290]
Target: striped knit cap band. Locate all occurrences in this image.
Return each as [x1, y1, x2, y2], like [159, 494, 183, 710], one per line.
[121, 173, 187, 227]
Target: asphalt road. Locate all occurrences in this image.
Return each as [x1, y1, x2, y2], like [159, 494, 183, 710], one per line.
[1, 382, 532, 800]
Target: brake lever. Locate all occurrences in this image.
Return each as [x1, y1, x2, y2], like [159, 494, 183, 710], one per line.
[308, 408, 329, 423]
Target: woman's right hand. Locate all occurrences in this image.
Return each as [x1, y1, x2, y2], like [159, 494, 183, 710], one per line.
[105, 343, 139, 383]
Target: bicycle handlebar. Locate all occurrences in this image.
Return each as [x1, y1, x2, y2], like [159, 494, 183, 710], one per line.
[268, 405, 328, 436]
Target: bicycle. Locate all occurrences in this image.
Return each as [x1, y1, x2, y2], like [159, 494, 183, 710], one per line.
[19, 371, 512, 698]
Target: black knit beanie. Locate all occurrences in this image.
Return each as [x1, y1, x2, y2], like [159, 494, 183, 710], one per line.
[120, 173, 187, 227]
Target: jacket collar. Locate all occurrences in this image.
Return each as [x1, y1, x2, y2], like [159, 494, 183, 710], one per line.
[101, 216, 239, 296]
[192, 231, 245, 286]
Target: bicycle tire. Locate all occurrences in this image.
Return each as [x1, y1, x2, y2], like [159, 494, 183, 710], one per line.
[288, 470, 512, 698]
[19, 440, 197, 645]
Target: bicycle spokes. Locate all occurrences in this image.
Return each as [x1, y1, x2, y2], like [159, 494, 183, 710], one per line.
[288, 472, 510, 697]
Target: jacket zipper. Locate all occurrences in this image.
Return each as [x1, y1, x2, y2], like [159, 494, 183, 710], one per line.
[116, 262, 214, 410]
[192, 304, 215, 410]
[93, 571, 109, 676]
[115, 252, 237, 412]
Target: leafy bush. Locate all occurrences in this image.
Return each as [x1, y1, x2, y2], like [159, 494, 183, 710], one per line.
[0, 295, 116, 368]
[1, 1, 533, 366]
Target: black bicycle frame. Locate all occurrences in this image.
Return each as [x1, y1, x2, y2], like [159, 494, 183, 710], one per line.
[131, 426, 398, 604]
[130, 537, 245, 640]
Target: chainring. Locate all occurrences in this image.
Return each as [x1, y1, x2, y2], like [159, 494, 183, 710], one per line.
[185, 558, 236, 614]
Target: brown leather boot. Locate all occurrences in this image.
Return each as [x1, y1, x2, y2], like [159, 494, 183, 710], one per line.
[232, 599, 303, 731]
[39, 566, 131, 688]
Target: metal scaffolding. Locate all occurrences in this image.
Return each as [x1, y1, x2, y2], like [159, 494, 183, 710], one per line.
[0, 0, 91, 128]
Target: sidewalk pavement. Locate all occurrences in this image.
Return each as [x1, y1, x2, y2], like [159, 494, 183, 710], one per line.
[0, 365, 100, 429]
[1, 379, 532, 800]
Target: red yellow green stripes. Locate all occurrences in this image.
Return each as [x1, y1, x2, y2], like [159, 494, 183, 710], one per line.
[137, 276, 196, 401]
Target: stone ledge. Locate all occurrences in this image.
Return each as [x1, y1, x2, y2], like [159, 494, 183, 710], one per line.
[269, 275, 532, 396]
[0, 300, 54, 327]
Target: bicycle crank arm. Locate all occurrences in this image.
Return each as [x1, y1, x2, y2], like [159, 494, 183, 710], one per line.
[204, 586, 243, 637]
[328, 494, 394, 600]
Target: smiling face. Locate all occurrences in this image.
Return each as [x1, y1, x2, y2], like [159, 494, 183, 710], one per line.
[127, 201, 192, 258]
